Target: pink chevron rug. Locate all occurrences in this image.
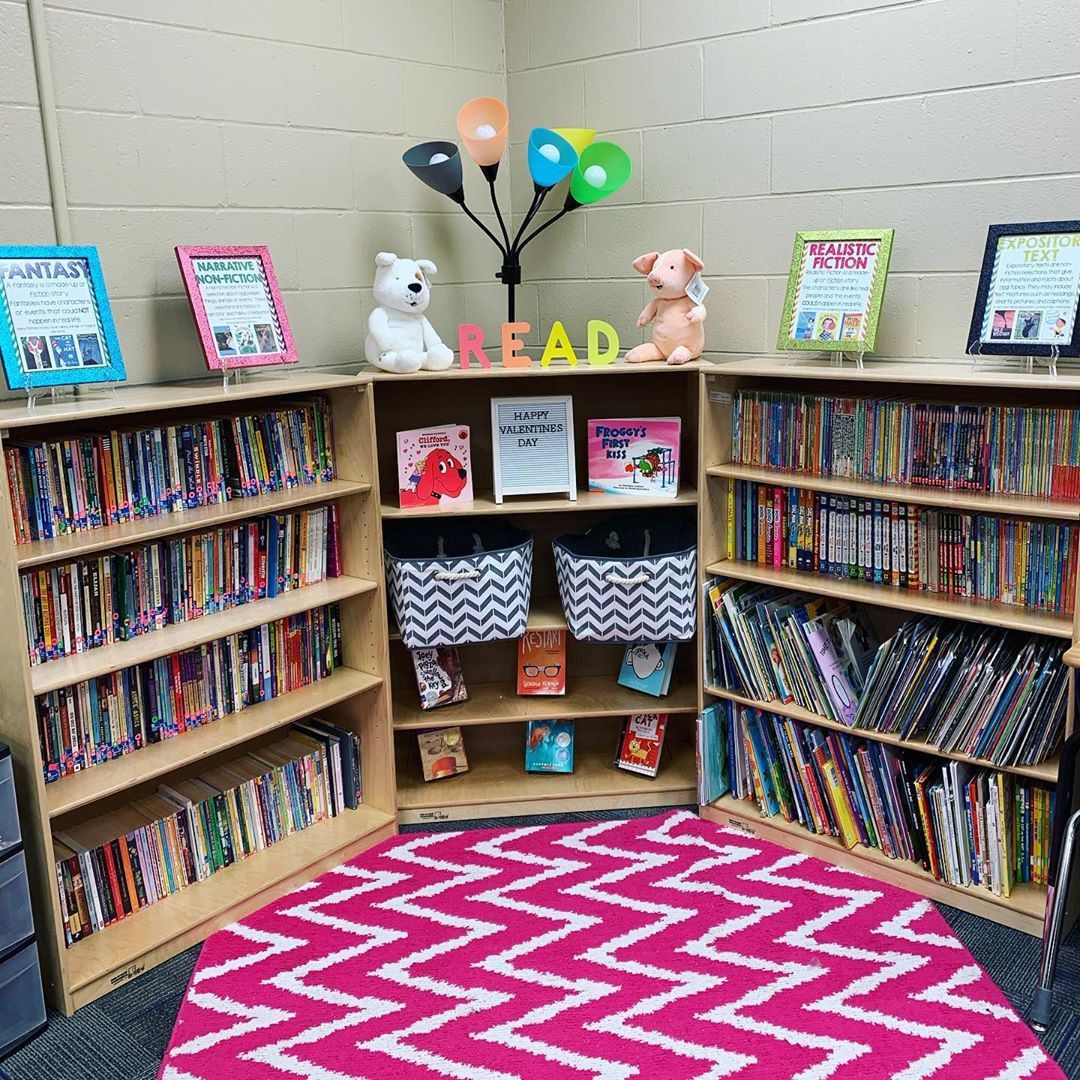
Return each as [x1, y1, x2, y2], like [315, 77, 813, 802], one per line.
[160, 811, 1061, 1079]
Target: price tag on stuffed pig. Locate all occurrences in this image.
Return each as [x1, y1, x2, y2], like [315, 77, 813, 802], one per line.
[685, 272, 709, 305]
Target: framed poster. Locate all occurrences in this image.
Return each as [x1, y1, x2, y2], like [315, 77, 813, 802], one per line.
[491, 395, 576, 504]
[0, 245, 125, 389]
[967, 221, 1080, 358]
[175, 245, 298, 369]
[777, 229, 894, 352]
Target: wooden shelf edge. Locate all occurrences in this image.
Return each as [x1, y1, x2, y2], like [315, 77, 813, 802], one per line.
[707, 463, 1080, 521]
[47, 668, 383, 818]
[65, 805, 396, 1001]
[381, 486, 699, 520]
[703, 686, 1059, 784]
[32, 575, 378, 695]
[392, 676, 700, 730]
[699, 801, 1045, 937]
[705, 560, 1073, 639]
[16, 479, 372, 570]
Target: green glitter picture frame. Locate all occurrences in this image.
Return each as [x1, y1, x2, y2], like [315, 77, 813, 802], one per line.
[777, 228, 894, 353]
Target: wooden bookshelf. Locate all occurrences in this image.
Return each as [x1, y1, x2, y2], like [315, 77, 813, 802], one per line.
[696, 361, 1078, 937]
[0, 374, 397, 1014]
[369, 362, 704, 823]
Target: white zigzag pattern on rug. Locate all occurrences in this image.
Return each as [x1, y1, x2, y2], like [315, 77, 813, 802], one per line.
[388, 546, 532, 648]
[162, 811, 1055, 1080]
[555, 549, 696, 642]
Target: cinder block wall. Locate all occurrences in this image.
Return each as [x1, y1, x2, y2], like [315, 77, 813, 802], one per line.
[505, 0, 1080, 359]
[2, 0, 507, 383]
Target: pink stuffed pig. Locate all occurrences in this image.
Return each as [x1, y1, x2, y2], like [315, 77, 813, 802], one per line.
[625, 249, 706, 365]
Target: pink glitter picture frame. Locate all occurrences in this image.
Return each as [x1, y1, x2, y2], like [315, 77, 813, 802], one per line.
[175, 245, 299, 370]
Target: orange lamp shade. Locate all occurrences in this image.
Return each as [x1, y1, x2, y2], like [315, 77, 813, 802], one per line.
[457, 97, 509, 167]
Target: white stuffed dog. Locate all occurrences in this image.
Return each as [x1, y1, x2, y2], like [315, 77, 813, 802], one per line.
[364, 252, 454, 374]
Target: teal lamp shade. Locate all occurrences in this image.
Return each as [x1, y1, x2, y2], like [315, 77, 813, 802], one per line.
[402, 141, 464, 202]
[527, 128, 577, 190]
[567, 141, 631, 207]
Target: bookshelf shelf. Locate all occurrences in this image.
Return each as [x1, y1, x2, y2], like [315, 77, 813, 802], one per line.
[16, 478, 371, 570]
[705, 558, 1073, 639]
[31, 574, 378, 695]
[697, 365, 1076, 940]
[47, 668, 382, 818]
[0, 374, 398, 1016]
[700, 796, 1045, 936]
[396, 740, 697, 825]
[393, 675, 699, 731]
[707, 463, 1080, 522]
[64, 803, 395, 1010]
[704, 686, 1059, 784]
[381, 485, 698, 519]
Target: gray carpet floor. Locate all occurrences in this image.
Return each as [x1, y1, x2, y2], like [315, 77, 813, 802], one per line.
[4, 805, 1078, 1079]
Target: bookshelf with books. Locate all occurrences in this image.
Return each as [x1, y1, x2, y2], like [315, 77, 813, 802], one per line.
[696, 359, 1080, 937]
[367, 363, 706, 823]
[0, 374, 395, 1014]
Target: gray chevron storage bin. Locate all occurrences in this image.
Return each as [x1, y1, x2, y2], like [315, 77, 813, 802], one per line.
[385, 520, 533, 649]
[553, 516, 697, 643]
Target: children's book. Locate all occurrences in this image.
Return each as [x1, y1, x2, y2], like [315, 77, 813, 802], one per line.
[586, 417, 681, 499]
[614, 713, 668, 777]
[417, 727, 468, 781]
[517, 629, 566, 696]
[397, 426, 473, 509]
[618, 642, 677, 697]
[411, 647, 467, 710]
[524, 719, 574, 773]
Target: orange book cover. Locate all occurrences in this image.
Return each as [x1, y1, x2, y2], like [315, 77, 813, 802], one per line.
[517, 629, 566, 696]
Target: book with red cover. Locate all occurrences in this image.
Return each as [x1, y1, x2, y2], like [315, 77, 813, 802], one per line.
[614, 713, 668, 777]
[517, 630, 566, 696]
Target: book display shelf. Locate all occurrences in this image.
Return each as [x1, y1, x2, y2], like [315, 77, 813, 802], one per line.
[367, 363, 706, 824]
[697, 358, 1080, 936]
[0, 374, 395, 1014]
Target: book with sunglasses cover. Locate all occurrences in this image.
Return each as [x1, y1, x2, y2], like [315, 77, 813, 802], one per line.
[517, 629, 566, 696]
[618, 642, 677, 697]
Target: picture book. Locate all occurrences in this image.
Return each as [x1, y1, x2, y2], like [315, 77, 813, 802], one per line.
[586, 417, 681, 499]
[524, 719, 574, 773]
[614, 713, 668, 777]
[417, 727, 468, 781]
[396, 425, 473, 509]
[411, 647, 467, 710]
[517, 629, 566, 696]
[618, 642, 677, 697]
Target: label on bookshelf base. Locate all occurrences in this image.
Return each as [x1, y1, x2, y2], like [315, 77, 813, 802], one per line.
[109, 962, 145, 987]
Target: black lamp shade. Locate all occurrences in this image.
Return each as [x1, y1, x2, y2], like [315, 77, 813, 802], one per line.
[403, 141, 464, 202]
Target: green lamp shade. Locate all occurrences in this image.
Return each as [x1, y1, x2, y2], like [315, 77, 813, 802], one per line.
[552, 128, 596, 155]
[457, 97, 509, 167]
[527, 127, 577, 188]
[402, 141, 463, 200]
[568, 141, 631, 206]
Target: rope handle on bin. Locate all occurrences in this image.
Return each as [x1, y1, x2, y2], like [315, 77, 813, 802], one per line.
[434, 568, 483, 581]
[604, 571, 653, 586]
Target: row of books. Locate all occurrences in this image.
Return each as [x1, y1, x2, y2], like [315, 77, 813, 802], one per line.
[20, 505, 340, 667]
[37, 604, 344, 783]
[730, 480, 1080, 613]
[698, 701, 1055, 896]
[705, 577, 1065, 767]
[731, 389, 1080, 499]
[5, 398, 336, 544]
[53, 720, 361, 946]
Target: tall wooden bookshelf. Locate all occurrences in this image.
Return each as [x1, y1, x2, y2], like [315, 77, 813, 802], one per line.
[366, 362, 706, 824]
[696, 358, 1080, 936]
[0, 374, 396, 1014]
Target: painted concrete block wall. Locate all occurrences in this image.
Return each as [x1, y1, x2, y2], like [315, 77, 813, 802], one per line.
[505, 0, 1080, 359]
[12, 0, 506, 384]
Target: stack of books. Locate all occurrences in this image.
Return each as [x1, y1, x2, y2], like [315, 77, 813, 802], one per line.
[37, 604, 344, 783]
[52, 722, 359, 946]
[702, 700, 1055, 896]
[4, 398, 336, 543]
[20, 505, 340, 666]
[732, 389, 1080, 499]
[729, 479, 1079, 613]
